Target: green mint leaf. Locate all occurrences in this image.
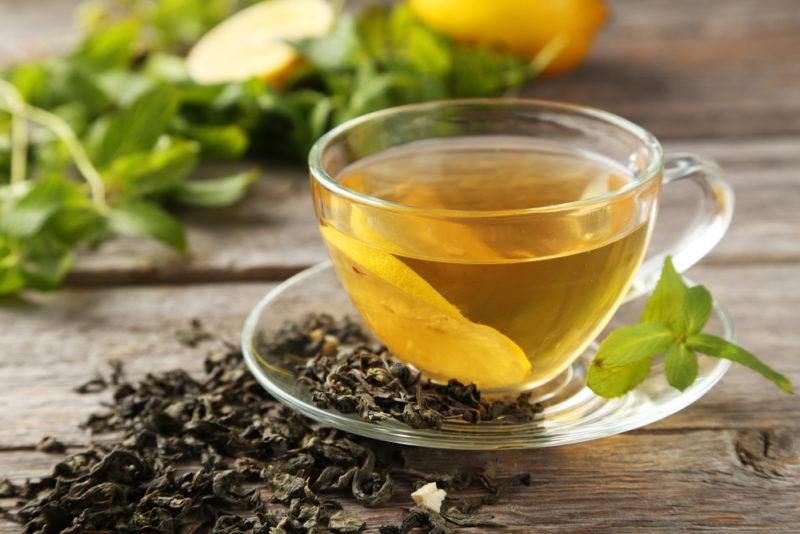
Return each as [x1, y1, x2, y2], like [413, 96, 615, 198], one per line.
[45, 206, 106, 245]
[179, 125, 248, 160]
[688, 333, 793, 393]
[108, 201, 187, 253]
[594, 322, 675, 368]
[449, 46, 530, 98]
[398, 28, 451, 76]
[340, 72, 397, 122]
[93, 84, 178, 168]
[96, 71, 158, 107]
[105, 139, 199, 197]
[9, 63, 51, 105]
[640, 256, 687, 323]
[60, 63, 114, 116]
[309, 98, 334, 144]
[18, 233, 73, 291]
[144, 53, 190, 83]
[145, 0, 234, 49]
[0, 265, 25, 295]
[295, 14, 359, 70]
[356, 6, 392, 60]
[72, 18, 140, 70]
[9, 61, 111, 115]
[0, 237, 24, 295]
[587, 358, 653, 398]
[174, 82, 228, 108]
[388, 3, 451, 75]
[173, 170, 259, 208]
[673, 285, 713, 336]
[664, 343, 699, 391]
[0, 176, 71, 237]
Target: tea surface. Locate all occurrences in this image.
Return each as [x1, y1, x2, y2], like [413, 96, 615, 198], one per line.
[322, 138, 653, 390]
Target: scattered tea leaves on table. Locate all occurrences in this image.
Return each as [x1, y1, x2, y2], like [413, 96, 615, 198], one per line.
[4, 323, 530, 532]
[34, 435, 66, 454]
[175, 317, 215, 347]
[328, 510, 366, 533]
[588, 257, 793, 397]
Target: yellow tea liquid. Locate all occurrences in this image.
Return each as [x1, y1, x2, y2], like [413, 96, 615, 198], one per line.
[318, 137, 655, 391]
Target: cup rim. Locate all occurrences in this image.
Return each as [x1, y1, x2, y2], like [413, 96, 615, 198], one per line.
[308, 98, 664, 217]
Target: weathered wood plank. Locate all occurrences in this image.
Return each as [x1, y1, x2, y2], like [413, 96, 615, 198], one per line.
[68, 166, 324, 285]
[4, 0, 800, 141]
[0, 0, 80, 64]
[526, 0, 800, 140]
[1, 264, 797, 449]
[2, 1, 799, 284]
[0, 282, 277, 448]
[2, 427, 799, 532]
[1, 1, 798, 531]
[60, 137, 800, 286]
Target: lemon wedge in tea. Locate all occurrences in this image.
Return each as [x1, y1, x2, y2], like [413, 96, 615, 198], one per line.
[320, 225, 531, 389]
[186, 0, 334, 85]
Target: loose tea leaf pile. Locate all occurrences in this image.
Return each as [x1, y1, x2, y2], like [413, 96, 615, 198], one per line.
[265, 314, 543, 429]
[2, 321, 531, 533]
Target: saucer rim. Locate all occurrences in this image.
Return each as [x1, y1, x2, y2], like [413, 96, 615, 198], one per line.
[242, 260, 734, 450]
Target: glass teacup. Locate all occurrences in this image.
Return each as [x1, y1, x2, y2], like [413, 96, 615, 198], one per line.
[309, 100, 733, 393]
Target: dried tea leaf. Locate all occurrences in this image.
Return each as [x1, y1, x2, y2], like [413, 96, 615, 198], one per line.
[269, 472, 307, 503]
[328, 510, 366, 533]
[175, 317, 214, 347]
[379, 506, 455, 534]
[8, 317, 527, 532]
[0, 479, 18, 498]
[442, 506, 502, 527]
[35, 435, 66, 454]
[285, 314, 544, 429]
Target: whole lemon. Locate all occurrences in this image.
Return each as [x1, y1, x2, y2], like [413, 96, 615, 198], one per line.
[409, 0, 608, 75]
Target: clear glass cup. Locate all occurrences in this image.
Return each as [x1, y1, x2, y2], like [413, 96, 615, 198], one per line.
[309, 99, 733, 393]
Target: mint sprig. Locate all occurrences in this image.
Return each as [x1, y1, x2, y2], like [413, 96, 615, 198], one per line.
[1, 1, 539, 295]
[588, 257, 793, 397]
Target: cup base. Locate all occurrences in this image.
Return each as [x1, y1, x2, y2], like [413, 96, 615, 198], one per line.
[242, 261, 733, 449]
[456, 355, 583, 400]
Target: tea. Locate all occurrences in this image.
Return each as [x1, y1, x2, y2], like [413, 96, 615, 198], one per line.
[318, 137, 656, 391]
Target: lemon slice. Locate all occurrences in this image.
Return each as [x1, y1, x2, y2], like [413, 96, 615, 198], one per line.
[186, 0, 334, 85]
[342, 199, 503, 262]
[321, 226, 531, 389]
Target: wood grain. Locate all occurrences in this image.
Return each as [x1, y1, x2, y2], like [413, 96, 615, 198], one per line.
[0, 0, 80, 64]
[1, 0, 799, 286]
[1, 0, 799, 531]
[0, 264, 797, 450]
[4, 0, 800, 141]
[526, 0, 800, 140]
[60, 137, 800, 286]
[0, 282, 276, 448]
[2, 430, 798, 533]
[67, 165, 325, 286]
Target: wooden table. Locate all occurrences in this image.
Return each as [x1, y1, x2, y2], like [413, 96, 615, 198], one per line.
[2, 1, 799, 531]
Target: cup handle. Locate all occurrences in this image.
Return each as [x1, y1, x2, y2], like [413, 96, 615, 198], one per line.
[627, 153, 735, 300]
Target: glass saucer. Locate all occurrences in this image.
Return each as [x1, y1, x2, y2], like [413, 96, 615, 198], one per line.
[242, 261, 733, 450]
